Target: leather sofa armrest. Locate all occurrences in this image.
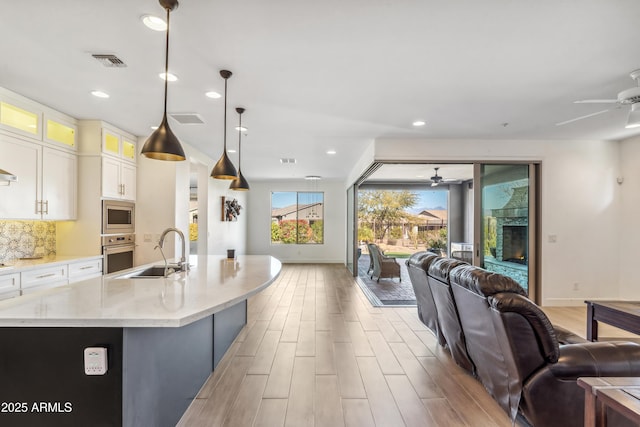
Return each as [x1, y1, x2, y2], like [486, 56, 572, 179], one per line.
[554, 325, 588, 344]
[548, 341, 640, 379]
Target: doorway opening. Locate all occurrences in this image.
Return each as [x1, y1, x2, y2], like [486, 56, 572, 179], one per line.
[349, 161, 539, 303]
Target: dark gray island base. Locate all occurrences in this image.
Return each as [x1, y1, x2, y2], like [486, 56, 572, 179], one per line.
[0, 255, 280, 427]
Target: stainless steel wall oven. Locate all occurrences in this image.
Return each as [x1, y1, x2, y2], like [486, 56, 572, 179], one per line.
[102, 234, 135, 274]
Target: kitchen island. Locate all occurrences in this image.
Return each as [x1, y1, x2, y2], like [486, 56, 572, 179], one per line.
[0, 254, 281, 427]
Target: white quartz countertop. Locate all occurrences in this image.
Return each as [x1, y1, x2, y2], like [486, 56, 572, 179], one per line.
[0, 255, 281, 328]
[0, 254, 104, 274]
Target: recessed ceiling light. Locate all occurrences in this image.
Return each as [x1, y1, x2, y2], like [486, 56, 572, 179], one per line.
[326, 150, 337, 155]
[412, 120, 426, 127]
[205, 91, 221, 99]
[416, 175, 424, 178]
[150, 126, 158, 130]
[141, 15, 166, 31]
[159, 72, 178, 82]
[227, 149, 237, 153]
[235, 126, 248, 132]
[91, 90, 110, 98]
[305, 175, 322, 180]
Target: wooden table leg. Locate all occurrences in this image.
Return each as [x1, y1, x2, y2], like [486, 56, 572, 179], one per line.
[595, 399, 606, 427]
[584, 388, 597, 427]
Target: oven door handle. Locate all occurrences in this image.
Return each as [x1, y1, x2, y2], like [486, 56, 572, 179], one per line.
[103, 244, 135, 255]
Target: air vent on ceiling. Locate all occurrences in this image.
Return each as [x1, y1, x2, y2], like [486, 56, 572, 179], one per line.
[169, 113, 205, 125]
[280, 158, 296, 164]
[91, 54, 127, 68]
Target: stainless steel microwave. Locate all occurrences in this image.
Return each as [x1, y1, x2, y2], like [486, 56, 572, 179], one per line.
[102, 200, 135, 234]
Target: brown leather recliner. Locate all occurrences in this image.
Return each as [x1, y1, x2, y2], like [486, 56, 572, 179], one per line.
[406, 251, 443, 345]
[426, 257, 475, 374]
[450, 264, 640, 427]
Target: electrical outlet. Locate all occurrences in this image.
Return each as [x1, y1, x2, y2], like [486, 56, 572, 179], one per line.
[144, 234, 152, 242]
[84, 347, 108, 375]
[573, 282, 580, 291]
[548, 234, 557, 243]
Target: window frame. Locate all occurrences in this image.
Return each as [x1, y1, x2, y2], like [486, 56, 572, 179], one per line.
[270, 191, 324, 245]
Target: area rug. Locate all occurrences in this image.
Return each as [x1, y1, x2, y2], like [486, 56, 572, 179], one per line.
[356, 254, 416, 307]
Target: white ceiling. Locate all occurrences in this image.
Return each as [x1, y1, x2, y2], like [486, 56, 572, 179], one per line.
[2, 0, 640, 182]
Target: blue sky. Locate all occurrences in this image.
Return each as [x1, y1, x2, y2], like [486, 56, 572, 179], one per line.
[272, 190, 447, 211]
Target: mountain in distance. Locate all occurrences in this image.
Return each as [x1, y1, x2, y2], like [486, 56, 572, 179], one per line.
[408, 205, 447, 214]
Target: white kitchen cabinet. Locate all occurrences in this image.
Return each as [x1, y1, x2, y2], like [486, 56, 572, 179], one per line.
[44, 113, 77, 150]
[21, 264, 68, 295]
[68, 258, 102, 283]
[102, 157, 136, 201]
[0, 135, 40, 219]
[0, 273, 20, 300]
[102, 127, 136, 164]
[0, 133, 77, 220]
[79, 120, 137, 202]
[42, 146, 77, 219]
[0, 94, 42, 140]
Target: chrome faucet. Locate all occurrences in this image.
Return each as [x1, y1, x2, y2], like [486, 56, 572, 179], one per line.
[158, 227, 188, 273]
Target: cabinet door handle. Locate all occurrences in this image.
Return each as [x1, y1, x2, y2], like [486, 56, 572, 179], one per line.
[122, 184, 126, 195]
[36, 273, 57, 279]
[43, 200, 49, 215]
[79, 266, 94, 270]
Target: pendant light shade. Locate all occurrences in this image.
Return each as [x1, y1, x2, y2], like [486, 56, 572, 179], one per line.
[141, 0, 186, 161]
[211, 70, 238, 179]
[230, 107, 250, 191]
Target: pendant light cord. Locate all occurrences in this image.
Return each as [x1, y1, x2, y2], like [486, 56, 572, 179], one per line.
[163, 6, 170, 115]
[238, 113, 242, 170]
[223, 76, 228, 150]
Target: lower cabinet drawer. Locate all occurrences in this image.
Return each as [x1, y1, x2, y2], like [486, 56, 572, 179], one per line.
[68, 259, 103, 283]
[21, 265, 68, 290]
[0, 273, 20, 294]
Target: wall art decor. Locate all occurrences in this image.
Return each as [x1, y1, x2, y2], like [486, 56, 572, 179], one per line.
[221, 197, 242, 221]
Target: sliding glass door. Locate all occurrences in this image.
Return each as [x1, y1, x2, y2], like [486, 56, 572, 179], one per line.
[346, 184, 357, 275]
[474, 163, 537, 299]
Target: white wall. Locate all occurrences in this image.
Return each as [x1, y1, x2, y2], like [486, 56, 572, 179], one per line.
[246, 179, 345, 263]
[136, 140, 247, 265]
[619, 135, 640, 299]
[351, 138, 622, 306]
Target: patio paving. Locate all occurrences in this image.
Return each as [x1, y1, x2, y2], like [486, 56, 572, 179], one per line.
[356, 254, 416, 306]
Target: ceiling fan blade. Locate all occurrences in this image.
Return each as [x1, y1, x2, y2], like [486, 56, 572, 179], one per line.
[573, 99, 618, 104]
[555, 109, 610, 126]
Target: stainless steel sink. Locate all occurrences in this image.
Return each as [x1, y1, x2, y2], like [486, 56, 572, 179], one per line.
[117, 266, 173, 279]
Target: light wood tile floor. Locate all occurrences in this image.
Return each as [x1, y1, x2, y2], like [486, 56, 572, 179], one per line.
[178, 264, 602, 427]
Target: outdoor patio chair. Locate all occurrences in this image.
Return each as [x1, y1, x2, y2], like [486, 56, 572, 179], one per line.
[367, 243, 401, 282]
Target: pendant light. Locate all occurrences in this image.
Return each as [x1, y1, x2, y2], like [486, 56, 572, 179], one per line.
[211, 70, 238, 179]
[140, 0, 186, 161]
[230, 108, 250, 191]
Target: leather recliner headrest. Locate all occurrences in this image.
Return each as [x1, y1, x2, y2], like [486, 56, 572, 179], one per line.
[489, 292, 560, 362]
[406, 251, 437, 268]
[428, 258, 467, 281]
[449, 264, 527, 297]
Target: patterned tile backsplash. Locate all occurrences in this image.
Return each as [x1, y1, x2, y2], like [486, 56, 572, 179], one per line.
[0, 221, 56, 262]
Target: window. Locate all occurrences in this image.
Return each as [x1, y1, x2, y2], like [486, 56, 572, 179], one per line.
[271, 191, 324, 244]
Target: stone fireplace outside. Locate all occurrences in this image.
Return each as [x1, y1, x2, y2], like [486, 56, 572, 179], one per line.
[485, 186, 528, 290]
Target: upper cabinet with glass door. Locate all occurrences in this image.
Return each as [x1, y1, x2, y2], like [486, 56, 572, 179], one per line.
[0, 91, 43, 140]
[102, 126, 136, 164]
[0, 87, 77, 151]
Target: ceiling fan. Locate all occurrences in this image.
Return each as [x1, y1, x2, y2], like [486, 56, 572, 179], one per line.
[429, 167, 459, 187]
[557, 69, 640, 128]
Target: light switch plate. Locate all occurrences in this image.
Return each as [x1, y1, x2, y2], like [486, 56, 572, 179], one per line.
[84, 347, 108, 375]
